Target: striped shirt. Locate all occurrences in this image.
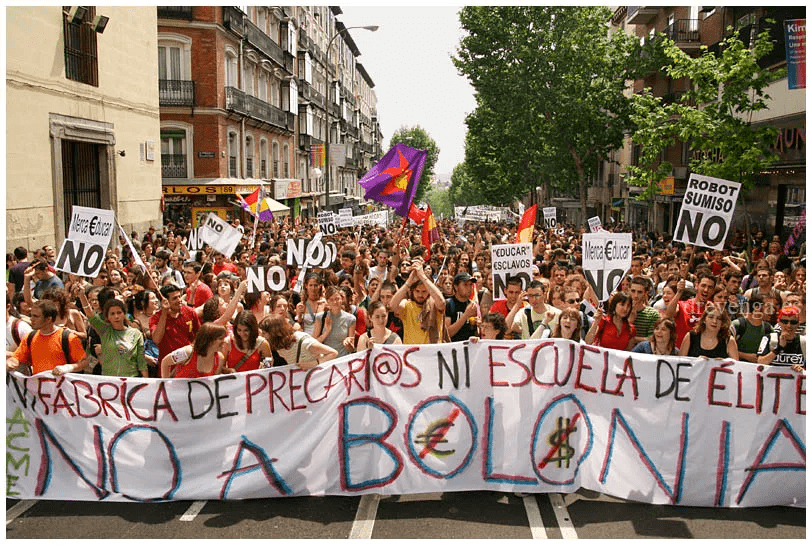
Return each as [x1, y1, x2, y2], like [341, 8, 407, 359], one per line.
[632, 306, 660, 339]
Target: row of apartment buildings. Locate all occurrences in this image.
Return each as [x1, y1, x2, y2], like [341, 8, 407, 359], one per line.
[7, 6, 384, 250]
[554, 6, 805, 239]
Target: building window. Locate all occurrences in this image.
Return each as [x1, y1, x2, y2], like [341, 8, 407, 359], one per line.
[160, 130, 187, 178]
[63, 6, 98, 86]
[228, 132, 239, 177]
[62, 140, 102, 221]
[260, 139, 268, 178]
[245, 136, 254, 178]
[225, 51, 238, 88]
[272, 141, 280, 178]
[283, 144, 290, 178]
[244, 62, 255, 95]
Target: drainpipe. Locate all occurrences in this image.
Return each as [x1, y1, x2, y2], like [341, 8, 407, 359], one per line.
[239, 14, 246, 179]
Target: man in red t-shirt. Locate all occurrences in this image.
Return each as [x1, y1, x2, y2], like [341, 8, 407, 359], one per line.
[150, 284, 200, 362]
[182, 261, 213, 308]
[489, 277, 525, 340]
[212, 251, 239, 276]
[665, 271, 718, 347]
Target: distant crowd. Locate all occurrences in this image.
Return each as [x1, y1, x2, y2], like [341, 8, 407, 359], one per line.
[6, 214, 806, 380]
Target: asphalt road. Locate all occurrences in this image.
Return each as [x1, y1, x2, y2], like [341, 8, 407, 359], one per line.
[6, 490, 805, 539]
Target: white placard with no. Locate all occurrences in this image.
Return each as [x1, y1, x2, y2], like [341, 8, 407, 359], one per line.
[582, 232, 632, 301]
[673, 174, 741, 250]
[199, 213, 242, 257]
[490, 243, 533, 300]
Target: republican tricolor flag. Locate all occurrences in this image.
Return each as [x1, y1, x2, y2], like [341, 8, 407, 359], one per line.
[421, 205, 440, 249]
[516, 204, 537, 243]
[238, 186, 274, 222]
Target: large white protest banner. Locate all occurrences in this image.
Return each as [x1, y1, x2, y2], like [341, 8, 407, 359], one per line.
[6, 340, 804, 507]
[582, 232, 633, 301]
[542, 207, 557, 229]
[338, 208, 353, 228]
[199, 213, 242, 257]
[673, 174, 741, 250]
[352, 211, 388, 227]
[317, 211, 338, 235]
[490, 243, 533, 300]
[55, 206, 117, 277]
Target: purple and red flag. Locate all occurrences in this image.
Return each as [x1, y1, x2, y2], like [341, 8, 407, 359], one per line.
[358, 143, 427, 217]
[238, 186, 274, 222]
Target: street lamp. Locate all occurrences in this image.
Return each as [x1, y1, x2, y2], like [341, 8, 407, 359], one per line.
[323, 25, 378, 211]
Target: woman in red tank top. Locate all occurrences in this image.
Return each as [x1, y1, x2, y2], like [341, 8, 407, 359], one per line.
[161, 323, 229, 378]
[225, 311, 271, 372]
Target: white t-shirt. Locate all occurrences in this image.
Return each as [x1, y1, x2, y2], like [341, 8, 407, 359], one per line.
[277, 331, 318, 366]
[6, 317, 33, 353]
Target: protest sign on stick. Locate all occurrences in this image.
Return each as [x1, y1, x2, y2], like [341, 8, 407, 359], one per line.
[317, 211, 337, 235]
[55, 206, 116, 277]
[587, 216, 603, 233]
[338, 208, 353, 228]
[543, 207, 557, 229]
[673, 174, 741, 250]
[582, 232, 632, 301]
[199, 213, 241, 257]
[490, 243, 533, 300]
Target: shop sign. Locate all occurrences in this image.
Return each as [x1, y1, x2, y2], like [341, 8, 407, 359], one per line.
[197, 152, 216, 158]
[164, 195, 191, 203]
[657, 176, 675, 195]
[163, 185, 235, 195]
[274, 180, 303, 199]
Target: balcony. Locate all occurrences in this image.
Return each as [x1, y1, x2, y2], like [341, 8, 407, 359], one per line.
[161, 154, 187, 178]
[159, 79, 195, 107]
[298, 27, 309, 50]
[298, 133, 311, 151]
[245, 20, 286, 70]
[346, 125, 358, 140]
[222, 6, 244, 34]
[663, 19, 701, 49]
[330, 102, 341, 118]
[157, 6, 192, 20]
[627, 6, 659, 25]
[309, 87, 326, 109]
[225, 87, 289, 130]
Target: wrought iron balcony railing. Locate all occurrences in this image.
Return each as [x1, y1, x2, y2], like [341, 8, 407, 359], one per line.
[159, 79, 194, 107]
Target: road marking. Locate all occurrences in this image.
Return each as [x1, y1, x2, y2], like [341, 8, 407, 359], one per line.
[6, 500, 37, 525]
[180, 500, 207, 521]
[549, 493, 578, 539]
[522, 495, 548, 539]
[349, 494, 380, 539]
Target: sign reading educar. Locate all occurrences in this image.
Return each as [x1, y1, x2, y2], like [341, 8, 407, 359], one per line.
[673, 174, 741, 250]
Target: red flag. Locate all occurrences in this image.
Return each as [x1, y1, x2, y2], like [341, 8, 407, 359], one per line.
[408, 202, 428, 225]
[516, 205, 537, 243]
[422, 205, 440, 249]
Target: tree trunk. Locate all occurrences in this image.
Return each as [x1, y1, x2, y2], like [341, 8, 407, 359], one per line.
[571, 150, 588, 225]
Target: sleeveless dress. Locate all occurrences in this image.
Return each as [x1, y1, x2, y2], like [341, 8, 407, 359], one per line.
[173, 351, 220, 378]
[685, 331, 729, 359]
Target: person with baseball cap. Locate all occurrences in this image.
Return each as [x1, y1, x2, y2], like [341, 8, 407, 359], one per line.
[445, 272, 479, 342]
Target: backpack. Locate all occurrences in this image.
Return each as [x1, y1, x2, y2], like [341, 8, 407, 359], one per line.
[10, 317, 23, 346]
[525, 308, 538, 336]
[26, 328, 73, 365]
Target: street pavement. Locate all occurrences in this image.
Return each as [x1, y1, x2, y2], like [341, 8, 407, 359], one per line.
[6, 489, 805, 539]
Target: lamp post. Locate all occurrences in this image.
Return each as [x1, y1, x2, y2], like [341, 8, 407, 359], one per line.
[323, 24, 378, 211]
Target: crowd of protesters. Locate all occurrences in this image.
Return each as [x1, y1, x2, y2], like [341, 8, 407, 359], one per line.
[6, 213, 806, 378]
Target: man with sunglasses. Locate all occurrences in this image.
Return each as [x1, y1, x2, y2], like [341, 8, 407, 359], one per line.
[757, 306, 805, 372]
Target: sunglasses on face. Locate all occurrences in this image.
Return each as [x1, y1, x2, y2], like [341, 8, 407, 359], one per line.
[566, 298, 580, 304]
[780, 319, 799, 325]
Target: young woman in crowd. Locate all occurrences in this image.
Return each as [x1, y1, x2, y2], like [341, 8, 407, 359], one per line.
[356, 301, 402, 350]
[225, 310, 271, 372]
[130, 289, 161, 374]
[259, 314, 337, 369]
[550, 307, 582, 342]
[586, 292, 636, 351]
[77, 291, 147, 377]
[679, 305, 739, 360]
[632, 317, 678, 355]
[297, 272, 326, 335]
[313, 286, 356, 357]
[160, 323, 229, 378]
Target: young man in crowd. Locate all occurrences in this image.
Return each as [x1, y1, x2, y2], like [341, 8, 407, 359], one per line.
[444, 272, 479, 342]
[665, 272, 717, 347]
[7, 300, 86, 376]
[628, 277, 660, 345]
[512, 280, 561, 340]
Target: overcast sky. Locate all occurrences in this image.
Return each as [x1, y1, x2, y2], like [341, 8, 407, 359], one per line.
[337, 6, 476, 179]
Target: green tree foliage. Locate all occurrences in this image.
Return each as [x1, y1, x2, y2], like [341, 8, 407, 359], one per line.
[627, 26, 783, 197]
[389, 125, 440, 205]
[448, 162, 480, 206]
[453, 6, 644, 211]
[423, 186, 453, 219]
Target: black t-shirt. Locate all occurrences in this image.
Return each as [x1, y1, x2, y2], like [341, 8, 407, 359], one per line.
[758, 334, 805, 368]
[445, 296, 477, 342]
[387, 311, 404, 340]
